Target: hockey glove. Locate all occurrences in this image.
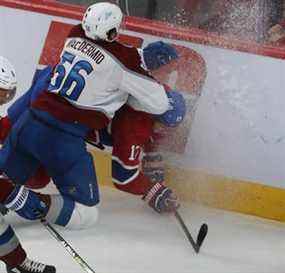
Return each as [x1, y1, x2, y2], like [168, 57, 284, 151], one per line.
[143, 183, 180, 213]
[143, 41, 178, 70]
[4, 185, 49, 220]
[157, 90, 186, 127]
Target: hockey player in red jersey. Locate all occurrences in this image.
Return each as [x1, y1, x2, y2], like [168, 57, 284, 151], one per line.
[0, 57, 55, 273]
[107, 40, 184, 213]
[87, 89, 185, 213]
[0, 2, 174, 236]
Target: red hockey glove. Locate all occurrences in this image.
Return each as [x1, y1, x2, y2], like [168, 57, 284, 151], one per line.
[143, 183, 180, 213]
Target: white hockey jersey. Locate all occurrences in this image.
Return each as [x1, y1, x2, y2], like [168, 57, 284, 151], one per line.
[45, 25, 169, 121]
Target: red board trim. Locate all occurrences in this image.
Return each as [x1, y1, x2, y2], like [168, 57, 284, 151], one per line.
[1, 0, 285, 59]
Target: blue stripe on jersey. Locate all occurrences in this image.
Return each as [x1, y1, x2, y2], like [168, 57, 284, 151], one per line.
[0, 226, 14, 245]
[55, 196, 75, 227]
[112, 160, 138, 184]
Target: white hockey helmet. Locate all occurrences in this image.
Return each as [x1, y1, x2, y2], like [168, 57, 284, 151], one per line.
[82, 2, 123, 42]
[0, 56, 17, 104]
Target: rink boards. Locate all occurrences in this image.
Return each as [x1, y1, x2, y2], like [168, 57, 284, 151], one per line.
[92, 149, 285, 222]
[1, 1, 285, 221]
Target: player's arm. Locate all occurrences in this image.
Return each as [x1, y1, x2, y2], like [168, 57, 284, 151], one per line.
[0, 67, 54, 189]
[118, 47, 170, 115]
[0, 66, 53, 144]
[0, 86, 36, 143]
[7, 66, 53, 124]
[112, 148, 179, 213]
[121, 41, 178, 115]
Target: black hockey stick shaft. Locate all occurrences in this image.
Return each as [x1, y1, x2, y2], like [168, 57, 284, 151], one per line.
[174, 210, 199, 253]
[174, 210, 208, 253]
[41, 219, 96, 273]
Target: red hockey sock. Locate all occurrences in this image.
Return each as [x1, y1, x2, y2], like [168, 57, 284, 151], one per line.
[1, 244, 27, 268]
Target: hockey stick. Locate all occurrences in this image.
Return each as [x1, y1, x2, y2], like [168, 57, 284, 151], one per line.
[41, 218, 96, 273]
[85, 140, 209, 252]
[174, 210, 208, 253]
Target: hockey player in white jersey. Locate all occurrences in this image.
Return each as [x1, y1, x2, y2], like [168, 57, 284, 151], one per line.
[0, 57, 56, 273]
[0, 2, 173, 239]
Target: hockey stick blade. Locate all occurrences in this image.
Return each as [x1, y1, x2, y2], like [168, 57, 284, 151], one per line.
[196, 223, 208, 251]
[174, 211, 208, 254]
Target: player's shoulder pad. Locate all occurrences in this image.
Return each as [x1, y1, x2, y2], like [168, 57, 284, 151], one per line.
[101, 41, 150, 77]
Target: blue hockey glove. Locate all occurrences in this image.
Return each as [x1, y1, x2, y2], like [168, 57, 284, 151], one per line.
[4, 185, 49, 220]
[143, 41, 178, 70]
[157, 90, 186, 127]
[143, 183, 180, 213]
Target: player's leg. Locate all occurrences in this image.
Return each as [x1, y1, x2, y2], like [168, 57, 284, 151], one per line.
[111, 105, 154, 192]
[0, 109, 41, 185]
[1, 109, 99, 230]
[0, 112, 47, 222]
[45, 194, 99, 230]
[0, 214, 26, 268]
[111, 106, 180, 213]
[29, 125, 100, 230]
[0, 214, 56, 273]
[49, 151, 100, 230]
[142, 123, 166, 184]
[25, 166, 50, 190]
[0, 112, 47, 220]
[21, 149, 100, 229]
[52, 151, 99, 207]
[25, 153, 99, 231]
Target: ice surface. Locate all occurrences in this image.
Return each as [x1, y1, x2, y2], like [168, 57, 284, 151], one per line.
[1, 186, 285, 273]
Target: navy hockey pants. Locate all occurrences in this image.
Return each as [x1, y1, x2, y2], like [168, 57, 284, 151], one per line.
[0, 109, 99, 206]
